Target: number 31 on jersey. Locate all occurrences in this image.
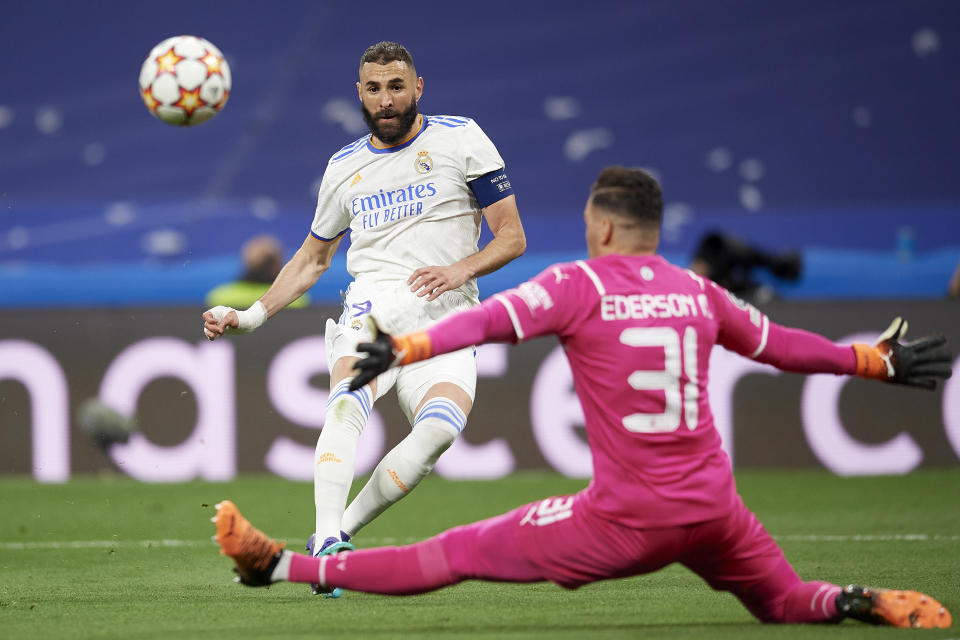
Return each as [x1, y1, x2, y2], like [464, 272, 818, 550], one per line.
[620, 326, 699, 433]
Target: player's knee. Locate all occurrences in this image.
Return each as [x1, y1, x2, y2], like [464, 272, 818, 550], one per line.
[401, 422, 457, 470]
[324, 379, 373, 437]
[408, 398, 464, 465]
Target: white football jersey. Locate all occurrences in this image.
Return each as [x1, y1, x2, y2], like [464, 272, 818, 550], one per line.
[311, 115, 505, 302]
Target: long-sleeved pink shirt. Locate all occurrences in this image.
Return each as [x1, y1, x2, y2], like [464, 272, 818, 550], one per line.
[423, 254, 856, 527]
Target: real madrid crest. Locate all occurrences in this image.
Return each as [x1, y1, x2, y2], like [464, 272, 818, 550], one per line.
[415, 150, 433, 174]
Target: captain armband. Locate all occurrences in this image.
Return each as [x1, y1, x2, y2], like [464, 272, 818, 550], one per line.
[468, 168, 514, 208]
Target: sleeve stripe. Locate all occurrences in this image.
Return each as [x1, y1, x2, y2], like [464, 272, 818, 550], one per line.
[430, 115, 471, 125]
[493, 294, 525, 341]
[311, 228, 348, 242]
[331, 136, 369, 162]
[749, 314, 770, 359]
[685, 269, 706, 290]
[574, 260, 606, 295]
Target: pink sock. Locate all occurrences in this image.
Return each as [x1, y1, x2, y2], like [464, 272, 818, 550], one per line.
[782, 581, 842, 623]
[732, 556, 842, 623]
[288, 539, 458, 595]
[289, 552, 322, 584]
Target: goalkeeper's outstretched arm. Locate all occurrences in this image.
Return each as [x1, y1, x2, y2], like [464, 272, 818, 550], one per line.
[349, 296, 520, 390]
[353, 305, 952, 392]
[203, 235, 342, 340]
[726, 312, 951, 391]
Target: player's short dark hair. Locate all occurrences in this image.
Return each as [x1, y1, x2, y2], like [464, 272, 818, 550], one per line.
[360, 41, 416, 73]
[589, 166, 663, 228]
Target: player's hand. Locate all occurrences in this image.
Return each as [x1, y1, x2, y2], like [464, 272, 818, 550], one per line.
[853, 317, 953, 389]
[349, 331, 397, 391]
[408, 264, 472, 301]
[349, 330, 435, 391]
[203, 306, 240, 340]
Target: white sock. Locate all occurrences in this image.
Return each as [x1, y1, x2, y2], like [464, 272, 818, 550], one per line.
[341, 397, 464, 537]
[314, 380, 372, 544]
[270, 550, 292, 582]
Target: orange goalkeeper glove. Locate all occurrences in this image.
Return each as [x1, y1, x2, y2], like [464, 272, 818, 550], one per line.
[853, 317, 952, 390]
[348, 330, 433, 391]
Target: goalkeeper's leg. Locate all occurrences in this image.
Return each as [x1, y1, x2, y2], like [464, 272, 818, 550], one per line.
[682, 497, 846, 624]
[340, 383, 468, 538]
[223, 491, 669, 593]
[219, 501, 548, 594]
[306, 509, 547, 595]
[679, 497, 951, 627]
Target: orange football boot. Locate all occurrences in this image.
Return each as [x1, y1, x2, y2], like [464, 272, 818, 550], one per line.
[212, 500, 285, 587]
[837, 584, 952, 629]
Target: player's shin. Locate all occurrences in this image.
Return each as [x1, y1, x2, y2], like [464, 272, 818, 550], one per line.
[341, 400, 462, 537]
[314, 379, 372, 543]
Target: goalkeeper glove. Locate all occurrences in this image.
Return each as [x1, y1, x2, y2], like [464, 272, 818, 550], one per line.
[348, 330, 434, 391]
[852, 317, 952, 390]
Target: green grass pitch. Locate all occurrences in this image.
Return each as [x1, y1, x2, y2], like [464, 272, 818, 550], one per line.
[1, 470, 957, 639]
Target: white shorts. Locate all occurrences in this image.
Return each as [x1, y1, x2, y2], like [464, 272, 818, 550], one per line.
[325, 278, 478, 424]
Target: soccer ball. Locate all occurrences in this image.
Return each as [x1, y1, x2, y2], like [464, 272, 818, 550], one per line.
[139, 35, 231, 126]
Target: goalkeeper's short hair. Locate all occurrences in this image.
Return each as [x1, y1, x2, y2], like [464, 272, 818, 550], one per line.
[589, 166, 663, 229]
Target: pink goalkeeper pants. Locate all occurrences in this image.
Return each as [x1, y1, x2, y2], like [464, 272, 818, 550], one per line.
[296, 492, 840, 623]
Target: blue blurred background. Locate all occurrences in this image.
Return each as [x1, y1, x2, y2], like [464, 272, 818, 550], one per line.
[1, 0, 958, 306]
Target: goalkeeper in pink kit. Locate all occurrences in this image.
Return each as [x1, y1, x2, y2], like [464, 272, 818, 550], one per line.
[213, 167, 953, 629]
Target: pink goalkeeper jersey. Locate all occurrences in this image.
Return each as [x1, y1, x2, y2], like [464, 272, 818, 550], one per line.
[426, 253, 857, 528]
[491, 254, 807, 527]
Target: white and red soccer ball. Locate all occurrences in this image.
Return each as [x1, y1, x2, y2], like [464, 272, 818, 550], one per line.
[139, 35, 231, 126]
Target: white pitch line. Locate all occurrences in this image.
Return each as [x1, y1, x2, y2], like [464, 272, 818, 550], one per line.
[0, 534, 956, 551]
[775, 534, 960, 542]
[1, 539, 205, 550]
[0, 536, 424, 551]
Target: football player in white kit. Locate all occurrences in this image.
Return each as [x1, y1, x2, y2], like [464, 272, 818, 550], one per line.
[202, 41, 526, 596]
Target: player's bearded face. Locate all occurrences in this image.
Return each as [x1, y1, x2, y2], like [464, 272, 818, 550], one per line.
[362, 97, 419, 146]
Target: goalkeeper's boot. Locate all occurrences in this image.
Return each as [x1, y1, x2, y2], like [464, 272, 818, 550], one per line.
[212, 500, 285, 587]
[835, 584, 952, 628]
[306, 533, 355, 598]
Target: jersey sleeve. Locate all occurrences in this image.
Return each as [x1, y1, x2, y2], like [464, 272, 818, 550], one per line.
[706, 278, 857, 374]
[420, 264, 585, 356]
[310, 158, 351, 242]
[490, 263, 591, 342]
[706, 280, 770, 359]
[459, 119, 505, 181]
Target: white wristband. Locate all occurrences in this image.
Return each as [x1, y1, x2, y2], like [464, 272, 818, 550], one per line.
[235, 300, 268, 333]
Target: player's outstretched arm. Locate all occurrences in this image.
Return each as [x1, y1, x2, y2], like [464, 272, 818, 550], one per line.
[852, 317, 953, 389]
[408, 195, 525, 301]
[203, 235, 342, 340]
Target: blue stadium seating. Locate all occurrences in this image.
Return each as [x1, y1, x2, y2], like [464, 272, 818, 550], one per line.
[1, 0, 958, 305]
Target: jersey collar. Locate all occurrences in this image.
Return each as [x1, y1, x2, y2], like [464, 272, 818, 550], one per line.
[365, 115, 426, 154]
